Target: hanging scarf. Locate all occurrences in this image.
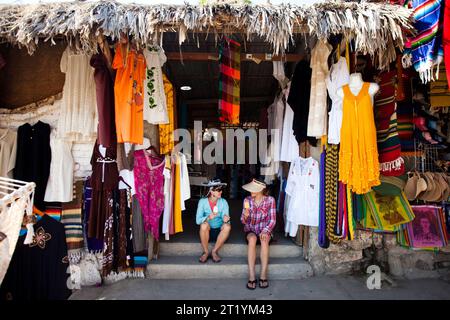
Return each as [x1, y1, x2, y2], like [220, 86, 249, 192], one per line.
[407, 0, 444, 83]
[219, 37, 240, 125]
[325, 144, 341, 244]
[444, 0, 450, 89]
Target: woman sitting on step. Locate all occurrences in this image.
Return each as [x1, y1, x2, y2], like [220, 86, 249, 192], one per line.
[241, 179, 276, 290]
[196, 179, 231, 263]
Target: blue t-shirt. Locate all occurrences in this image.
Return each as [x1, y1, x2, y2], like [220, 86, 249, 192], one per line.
[196, 197, 230, 229]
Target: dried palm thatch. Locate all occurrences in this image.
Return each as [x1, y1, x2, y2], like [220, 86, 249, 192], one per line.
[0, 1, 412, 69]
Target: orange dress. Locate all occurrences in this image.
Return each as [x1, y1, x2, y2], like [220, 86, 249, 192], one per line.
[339, 83, 380, 194]
[112, 44, 146, 144]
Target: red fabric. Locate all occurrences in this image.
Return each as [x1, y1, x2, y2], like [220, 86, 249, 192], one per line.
[444, 0, 450, 89]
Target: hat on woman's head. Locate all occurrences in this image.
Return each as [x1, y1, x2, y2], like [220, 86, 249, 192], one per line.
[201, 179, 227, 188]
[242, 179, 266, 193]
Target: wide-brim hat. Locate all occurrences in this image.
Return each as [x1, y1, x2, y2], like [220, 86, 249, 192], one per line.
[201, 179, 227, 188]
[242, 179, 266, 193]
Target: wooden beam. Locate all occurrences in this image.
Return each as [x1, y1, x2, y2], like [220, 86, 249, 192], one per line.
[184, 96, 272, 105]
[166, 52, 303, 62]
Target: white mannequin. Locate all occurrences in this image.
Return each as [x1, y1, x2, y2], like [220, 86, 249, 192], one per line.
[336, 73, 379, 98]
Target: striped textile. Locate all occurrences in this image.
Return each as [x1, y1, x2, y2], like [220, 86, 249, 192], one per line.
[218, 37, 240, 125]
[61, 180, 84, 264]
[444, 0, 450, 89]
[374, 70, 405, 176]
[409, 0, 444, 82]
[430, 64, 450, 107]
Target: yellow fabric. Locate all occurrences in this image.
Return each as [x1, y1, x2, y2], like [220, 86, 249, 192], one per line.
[339, 83, 380, 194]
[173, 154, 183, 233]
[112, 44, 146, 144]
[345, 41, 350, 71]
[159, 74, 175, 154]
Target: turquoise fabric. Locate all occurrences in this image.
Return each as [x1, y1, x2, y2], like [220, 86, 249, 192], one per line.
[196, 197, 230, 229]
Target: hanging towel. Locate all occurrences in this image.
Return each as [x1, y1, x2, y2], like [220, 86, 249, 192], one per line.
[219, 37, 241, 125]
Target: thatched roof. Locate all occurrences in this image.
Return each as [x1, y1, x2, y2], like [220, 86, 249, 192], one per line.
[0, 1, 412, 69]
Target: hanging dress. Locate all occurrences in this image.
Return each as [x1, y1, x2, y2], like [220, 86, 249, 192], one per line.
[307, 40, 332, 138]
[112, 44, 146, 144]
[58, 46, 98, 142]
[339, 83, 380, 194]
[133, 150, 165, 240]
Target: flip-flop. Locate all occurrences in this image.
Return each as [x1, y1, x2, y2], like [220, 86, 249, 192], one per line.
[199, 252, 209, 263]
[259, 279, 269, 289]
[246, 279, 257, 290]
[211, 252, 222, 263]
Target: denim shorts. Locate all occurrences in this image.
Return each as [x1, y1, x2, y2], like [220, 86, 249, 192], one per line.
[210, 227, 221, 242]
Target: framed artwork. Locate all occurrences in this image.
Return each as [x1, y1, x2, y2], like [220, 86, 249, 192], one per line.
[408, 206, 444, 248]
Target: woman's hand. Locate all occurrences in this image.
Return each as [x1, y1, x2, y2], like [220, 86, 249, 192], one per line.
[208, 212, 217, 220]
[259, 232, 270, 242]
[223, 215, 230, 223]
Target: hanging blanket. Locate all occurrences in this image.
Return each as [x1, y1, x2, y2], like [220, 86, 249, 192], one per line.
[219, 37, 240, 125]
[444, 0, 450, 89]
[61, 180, 85, 264]
[374, 70, 405, 176]
[408, 0, 444, 83]
[363, 191, 415, 232]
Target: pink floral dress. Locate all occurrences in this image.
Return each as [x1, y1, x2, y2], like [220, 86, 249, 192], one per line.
[133, 150, 165, 240]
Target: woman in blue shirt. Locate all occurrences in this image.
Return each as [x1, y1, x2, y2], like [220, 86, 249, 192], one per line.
[196, 180, 231, 263]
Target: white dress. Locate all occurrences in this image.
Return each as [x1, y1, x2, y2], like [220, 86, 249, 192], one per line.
[58, 46, 98, 142]
[285, 157, 320, 231]
[307, 40, 332, 138]
[143, 47, 169, 125]
[44, 130, 74, 202]
[0, 128, 17, 178]
[326, 57, 349, 144]
[280, 98, 300, 162]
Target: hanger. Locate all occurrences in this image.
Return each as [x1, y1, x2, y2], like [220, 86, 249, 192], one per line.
[146, 145, 162, 159]
[118, 176, 132, 190]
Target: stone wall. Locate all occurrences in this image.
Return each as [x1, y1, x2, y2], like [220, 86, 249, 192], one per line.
[306, 227, 450, 279]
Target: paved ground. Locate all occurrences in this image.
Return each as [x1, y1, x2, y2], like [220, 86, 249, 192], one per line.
[69, 275, 450, 300]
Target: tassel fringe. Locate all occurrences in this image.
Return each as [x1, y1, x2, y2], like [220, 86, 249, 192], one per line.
[379, 157, 404, 172]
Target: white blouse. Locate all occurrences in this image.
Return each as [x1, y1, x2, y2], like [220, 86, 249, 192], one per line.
[58, 47, 98, 142]
[143, 47, 169, 125]
[285, 157, 320, 229]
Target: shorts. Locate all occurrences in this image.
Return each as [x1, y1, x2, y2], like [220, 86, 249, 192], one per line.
[245, 231, 273, 245]
[210, 227, 221, 242]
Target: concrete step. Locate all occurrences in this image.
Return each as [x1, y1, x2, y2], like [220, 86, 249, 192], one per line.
[146, 256, 313, 280]
[159, 242, 303, 258]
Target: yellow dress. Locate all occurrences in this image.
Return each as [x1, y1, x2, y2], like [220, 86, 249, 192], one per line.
[159, 74, 174, 154]
[339, 83, 380, 194]
[173, 153, 183, 233]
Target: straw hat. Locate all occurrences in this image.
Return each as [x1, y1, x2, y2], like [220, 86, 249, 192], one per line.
[419, 172, 440, 202]
[201, 179, 227, 188]
[404, 172, 427, 200]
[242, 179, 267, 193]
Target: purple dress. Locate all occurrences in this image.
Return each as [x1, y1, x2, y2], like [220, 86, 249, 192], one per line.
[133, 150, 165, 240]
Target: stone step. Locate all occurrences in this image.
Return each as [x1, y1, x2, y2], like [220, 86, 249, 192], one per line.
[159, 242, 303, 258]
[146, 256, 313, 280]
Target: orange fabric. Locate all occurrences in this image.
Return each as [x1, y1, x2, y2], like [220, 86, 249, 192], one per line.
[112, 44, 146, 144]
[159, 74, 175, 154]
[339, 83, 380, 194]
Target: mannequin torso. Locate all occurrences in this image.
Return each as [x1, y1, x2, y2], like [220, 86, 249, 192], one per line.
[336, 73, 379, 98]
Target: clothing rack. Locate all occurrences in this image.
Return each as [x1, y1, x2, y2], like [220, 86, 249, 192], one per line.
[0, 177, 36, 244]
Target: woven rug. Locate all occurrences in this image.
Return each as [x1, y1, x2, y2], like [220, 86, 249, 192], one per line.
[218, 37, 240, 125]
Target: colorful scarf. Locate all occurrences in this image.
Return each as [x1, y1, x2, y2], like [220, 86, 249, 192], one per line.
[318, 141, 329, 248]
[219, 37, 240, 125]
[374, 70, 405, 176]
[325, 144, 341, 244]
[407, 0, 444, 83]
[82, 177, 103, 252]
[61, 180, 84, 264]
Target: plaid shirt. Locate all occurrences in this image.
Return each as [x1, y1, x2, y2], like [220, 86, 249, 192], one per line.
[241, 196, 276, 236]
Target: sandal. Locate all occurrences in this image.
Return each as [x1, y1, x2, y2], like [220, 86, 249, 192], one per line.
[259, 279, 269, 289]
[246, 279, 257, 290]
[211, 251, 222, 263]
[199, 252, 209, 263]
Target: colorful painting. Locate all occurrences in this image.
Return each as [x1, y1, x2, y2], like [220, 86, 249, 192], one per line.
[408, 206, 444, 248]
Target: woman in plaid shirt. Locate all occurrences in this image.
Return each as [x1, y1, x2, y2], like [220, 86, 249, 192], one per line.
[241, 179, 276, 290]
